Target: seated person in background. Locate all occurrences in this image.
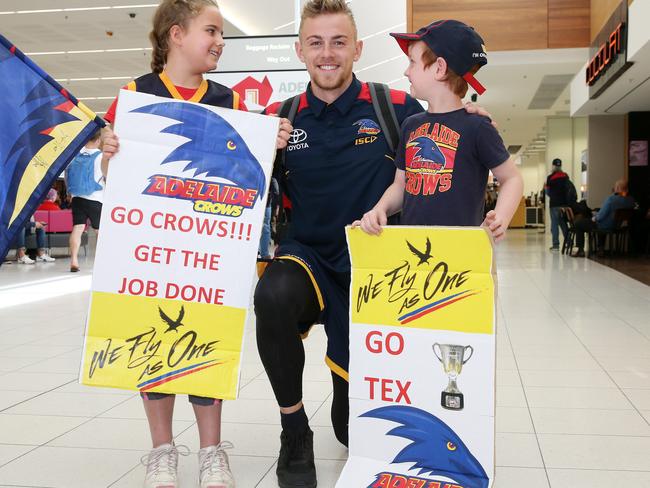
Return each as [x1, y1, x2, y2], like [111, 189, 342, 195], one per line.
[570, 199, 591, 221]
[572, 179, 636, 257]
[37, 189, 61, 211]
[15, 217, 56, 264]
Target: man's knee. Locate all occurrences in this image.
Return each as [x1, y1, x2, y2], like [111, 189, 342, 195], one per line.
[254, 262, 300, 320]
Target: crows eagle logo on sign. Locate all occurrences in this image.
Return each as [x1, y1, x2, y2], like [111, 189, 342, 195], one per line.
[362, 406, 489, 488]
[132, 102, 266, 201]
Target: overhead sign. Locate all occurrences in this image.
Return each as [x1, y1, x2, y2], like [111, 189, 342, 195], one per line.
[586, 1, 632, 99]
[208, 35, 308, 112]
[215, 35, 303, 72]
[206, 71, 310, 112]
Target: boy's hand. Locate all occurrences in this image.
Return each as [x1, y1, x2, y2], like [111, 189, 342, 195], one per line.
[464, 102, 497, 129]
[101, 127, 120, 160]
[275, 117, 293, 150]
[352, 207, 387, 235]
[482, 210, 506, 242]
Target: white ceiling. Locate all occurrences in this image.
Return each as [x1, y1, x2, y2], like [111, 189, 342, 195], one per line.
[0, 0, 595, 160]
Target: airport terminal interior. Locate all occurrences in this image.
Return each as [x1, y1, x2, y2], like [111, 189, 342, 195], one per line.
[1, 0, 650, 487]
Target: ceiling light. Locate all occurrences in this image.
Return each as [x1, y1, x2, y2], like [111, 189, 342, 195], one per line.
[112, 4, 158, 8]
[273, 20, 295, 31]
[28, 47, 151, 56]
[1, 4, 157, 14]
[61, 7, 113, 12]
[56, 76, 136, 82]
[357, 55, 404, 73]
[361, 23, 406, 41]
[106, 48, 152, 52]
[15, 9, 63, 13]
[78, 97, 118, 100]
[69, 77, 101, 81]
[101, 76, 136, 80]
[68, 50, 104, 54]
[386, 76, 406, 85]
[27, 51, 66, 56]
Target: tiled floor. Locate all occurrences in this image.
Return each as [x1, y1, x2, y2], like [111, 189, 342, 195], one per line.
[1, 229, 649, 487]
[591, 253, 650, 287]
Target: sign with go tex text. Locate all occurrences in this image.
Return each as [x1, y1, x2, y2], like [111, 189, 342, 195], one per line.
[338, 226, 496, 488]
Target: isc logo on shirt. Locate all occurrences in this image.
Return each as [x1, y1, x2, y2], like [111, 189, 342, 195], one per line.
[353, 119, 380, 146]
[355, 136, 378, 145]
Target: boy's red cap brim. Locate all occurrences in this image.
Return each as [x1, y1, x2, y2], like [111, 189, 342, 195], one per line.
[390, 33, 419, 55]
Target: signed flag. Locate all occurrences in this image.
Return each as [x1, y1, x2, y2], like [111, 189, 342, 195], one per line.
[0, 34, 104, 262]
[80, 90, 279, 399]
[338, 226, 496, 488]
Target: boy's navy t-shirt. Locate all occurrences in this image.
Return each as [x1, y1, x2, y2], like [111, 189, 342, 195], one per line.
[395, 109, 510, 226]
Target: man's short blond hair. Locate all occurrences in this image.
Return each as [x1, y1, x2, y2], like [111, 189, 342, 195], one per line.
[299, 0, 357, 38]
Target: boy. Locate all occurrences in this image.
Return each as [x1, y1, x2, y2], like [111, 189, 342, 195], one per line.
[356, 20, 522, 239]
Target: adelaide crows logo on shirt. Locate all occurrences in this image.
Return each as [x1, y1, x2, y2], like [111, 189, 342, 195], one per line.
[405, 122, 459, 196]
[354, 119, 381, 146]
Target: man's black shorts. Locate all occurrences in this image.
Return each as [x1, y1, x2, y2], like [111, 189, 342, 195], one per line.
[71, 197, 102, 229]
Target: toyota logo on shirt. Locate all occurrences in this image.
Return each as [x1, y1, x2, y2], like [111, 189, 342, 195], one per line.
[289, 129, 307, 144]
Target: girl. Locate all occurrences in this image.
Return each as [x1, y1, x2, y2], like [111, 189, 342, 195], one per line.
[101, 1, 291, 487]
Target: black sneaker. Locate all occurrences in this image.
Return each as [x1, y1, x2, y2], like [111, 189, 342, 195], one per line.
[276, 428, 317, 488]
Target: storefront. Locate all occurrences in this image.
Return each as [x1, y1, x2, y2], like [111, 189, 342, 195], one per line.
[570, 0, 650, 252]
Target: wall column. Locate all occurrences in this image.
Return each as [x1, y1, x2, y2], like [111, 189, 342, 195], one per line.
[586, 114, 627, 207]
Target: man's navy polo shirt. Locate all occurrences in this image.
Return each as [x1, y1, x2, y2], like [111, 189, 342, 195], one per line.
[266, 76, 423, 272]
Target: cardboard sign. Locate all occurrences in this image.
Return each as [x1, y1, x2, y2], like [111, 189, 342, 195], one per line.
[80, 90, 279, 399]
[338, 226, 496, 488]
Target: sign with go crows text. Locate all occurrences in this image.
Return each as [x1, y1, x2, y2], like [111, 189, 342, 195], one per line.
[80, 90, 278, 399]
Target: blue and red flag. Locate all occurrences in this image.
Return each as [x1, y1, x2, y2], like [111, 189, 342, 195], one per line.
[0, 34, 104, 263]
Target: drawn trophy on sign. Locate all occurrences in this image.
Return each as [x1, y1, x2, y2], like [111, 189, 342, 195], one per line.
[433, 343, 474, 411]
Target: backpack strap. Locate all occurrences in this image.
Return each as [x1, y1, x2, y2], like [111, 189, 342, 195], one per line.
[272, 95, 300, 182]
[281, 94, 301, 121]
[367, 82, 400, 154]
[265, 95, 301, 258]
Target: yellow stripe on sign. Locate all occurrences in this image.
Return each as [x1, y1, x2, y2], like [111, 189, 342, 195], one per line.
[10, 105, 91, 226]
[347, 226, 495, 334]
[81, 291, 247, 399]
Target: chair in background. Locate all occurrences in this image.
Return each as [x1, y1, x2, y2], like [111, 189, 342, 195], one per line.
[26, 210, 88, 255]
[588, 208, 634, 256]
[561, 207, 576, 255]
